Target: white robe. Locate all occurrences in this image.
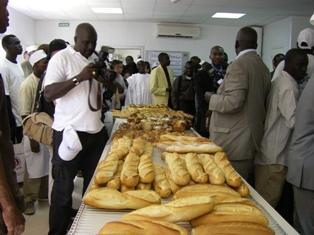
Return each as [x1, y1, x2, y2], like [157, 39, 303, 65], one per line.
[125, 73, 152, 106]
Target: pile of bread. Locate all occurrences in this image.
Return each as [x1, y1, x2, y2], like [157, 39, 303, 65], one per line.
[98, 184, 274, 235]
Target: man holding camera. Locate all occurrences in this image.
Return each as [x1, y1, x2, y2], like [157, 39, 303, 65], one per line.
[44, 23, 114, 235]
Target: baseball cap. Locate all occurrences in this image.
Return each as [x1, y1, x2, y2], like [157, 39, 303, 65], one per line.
[29, 49, 47, 67]
[297, 28, 314, 49]
[58, 126, 82, 161]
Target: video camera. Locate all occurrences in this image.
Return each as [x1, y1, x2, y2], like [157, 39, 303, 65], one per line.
[93, 46, 116, 82]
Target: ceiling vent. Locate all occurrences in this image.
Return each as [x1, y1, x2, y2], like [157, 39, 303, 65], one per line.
[156, 23, 200, 39]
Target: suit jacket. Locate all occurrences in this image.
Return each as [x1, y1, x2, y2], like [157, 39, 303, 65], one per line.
[209, 51, 270, 161]
[287, 77, 314, 191]
[150, 65, 174, 105]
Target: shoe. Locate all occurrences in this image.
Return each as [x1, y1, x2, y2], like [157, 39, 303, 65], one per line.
[24, 201, 35, 215]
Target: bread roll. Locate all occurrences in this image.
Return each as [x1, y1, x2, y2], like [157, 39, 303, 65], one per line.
[136, 183, 152, 190]
[131, 137, 146, 156]
[165, 152, 190, 186]
[165, 169, 181, 194]
[191, 203, 268, 227]
[214, 152, 242, 188]
[95, 159, 119, 185]
[198, 154, 225, 185]
[192, 222, 274, 235]
[99, 219, 188, 235]
[121, 151, 140, 187]
[123, 196, 214, 222]
[106, 160, 124, 190]
[138, 153, 154, 183]
[84, 188, 161, 209]
[237, 182, 250, 197]
[153, 165, 172, 198]
[184, 153, 208, 183]
[121, 184, 135, 192]
[174, 184, 241, 200]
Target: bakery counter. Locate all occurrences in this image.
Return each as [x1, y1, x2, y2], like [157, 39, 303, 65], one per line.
[68, 118, 299, 235]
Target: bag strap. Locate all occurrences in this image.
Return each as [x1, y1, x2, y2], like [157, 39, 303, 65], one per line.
[88, 79, 102, 112]
[34, 76, 44, 113]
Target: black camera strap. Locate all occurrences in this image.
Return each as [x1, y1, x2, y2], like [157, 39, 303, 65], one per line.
[88, 79, 102, 112]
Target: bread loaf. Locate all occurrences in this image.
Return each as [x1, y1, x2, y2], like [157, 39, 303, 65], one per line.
[214, 152, 242, 188]
[191, 203, 268, 227]
[109, 136, 132, 159]
[237, 182, 250, 197]
[157, 142, 223, 154]
[99, 219, 188, 235]
[192, 222, 274, 235]
[159, 134, 209, 144]
[198, 154, 225, 185]
[184, 153, 208, 183]
[123, 196, 214, 222]
[136, 183, 152, 190]
[165, 152, 190, 186]
[120, 151, 140, 187]
[165, 169, 181, 194]
[153, 165, 172, 198]
[84, 188, 161, 209]
[138, 152, 154, 183]
[95, 158, 119, 185]
[106, 160, 124, 190]
[174, 184, 241, 200]
[120, 184, 135, 192]
[131, 137, 146, 156]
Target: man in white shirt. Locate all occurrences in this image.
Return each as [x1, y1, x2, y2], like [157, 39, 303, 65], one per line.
[44, 23, 114, 235]
[0, 34, 24, 144]
[255, 49, 308, 207]
[125, 60, 152, 106]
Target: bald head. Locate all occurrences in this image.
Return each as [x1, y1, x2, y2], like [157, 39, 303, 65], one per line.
[74, 23, 97, 58]
[235, 27, 258, 54]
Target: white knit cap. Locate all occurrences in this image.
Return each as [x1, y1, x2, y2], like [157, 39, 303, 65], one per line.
[29, 49, 47, 67]
[297, 28, 314, 49]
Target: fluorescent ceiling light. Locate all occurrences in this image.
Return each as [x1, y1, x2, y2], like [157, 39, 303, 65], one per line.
[91, 7, 123, 14]
[212, 12, 245, 19]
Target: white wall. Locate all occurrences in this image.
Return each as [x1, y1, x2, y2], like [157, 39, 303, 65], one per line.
[0, 7, 35, 62]
[290, 16, 313, 48]
[262, 17, 291, 70]
[35, 20, 262, 63]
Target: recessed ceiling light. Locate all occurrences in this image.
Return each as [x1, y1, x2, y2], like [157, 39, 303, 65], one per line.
[91, 7, 123, 14]
[212, 12, 245, 19]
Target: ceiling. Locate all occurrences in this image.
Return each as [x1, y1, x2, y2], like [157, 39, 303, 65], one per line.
[9, 0, 314, 26]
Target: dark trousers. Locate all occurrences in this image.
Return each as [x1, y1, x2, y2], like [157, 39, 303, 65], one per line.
[11, 125, 23, 144]
[178, 100, 195, 116]
[48, 127, 108, 235]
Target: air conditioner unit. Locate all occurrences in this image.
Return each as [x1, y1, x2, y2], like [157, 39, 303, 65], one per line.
[156, 23, 200, 39]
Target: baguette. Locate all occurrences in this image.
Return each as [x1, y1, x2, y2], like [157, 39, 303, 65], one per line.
[237, 182, 250, 197]
[84, 188, 161, 209]
[214, 152, 242, 188]
[106, 160, 124, 190]
[131, 137, 146, 156]
[157, 142, 223, 154]
[191, 203, 268, 227]
[123, 196, 214, 222]
[165, 169, 181, 194]
[153, 165, 172, 198]
[136, 183, 152, 190]
[159, 134, 209, 143]
[109, 136, 133, 159]
[184, 153, 208, 183]
[174, 184, 241, 200]
[192, 222, 274, 235]
[95, 159, 119, 186]
[165, 152, 190, 186]
[121, 184, 135, 192]
[138, 152, 154, 183]
[99, 219, 188, 235]
[120, 151, 140, 187]
[198, 154, 225, 185]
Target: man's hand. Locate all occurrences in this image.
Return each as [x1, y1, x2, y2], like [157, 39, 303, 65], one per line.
[204, 92, 214, 102]
[2, 206, 25, 235]
[76, 63, 95, 82]
[29, 139, 40, 153]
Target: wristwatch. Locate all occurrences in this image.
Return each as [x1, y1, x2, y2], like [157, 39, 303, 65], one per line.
[72, 77, 80, 86]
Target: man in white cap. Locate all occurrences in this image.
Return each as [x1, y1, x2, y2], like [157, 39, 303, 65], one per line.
[272, 28, 314, 92]
[20, 49, 50, 215]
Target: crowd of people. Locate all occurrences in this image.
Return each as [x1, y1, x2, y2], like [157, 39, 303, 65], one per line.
[0, 0, 314, 234]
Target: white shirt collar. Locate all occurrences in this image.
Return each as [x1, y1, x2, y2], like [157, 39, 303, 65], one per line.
[236, 49, 256, 59]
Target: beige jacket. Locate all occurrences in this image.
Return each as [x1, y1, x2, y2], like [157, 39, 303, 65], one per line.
[209, 51, 270, 161]
[150, 65, 174, 105]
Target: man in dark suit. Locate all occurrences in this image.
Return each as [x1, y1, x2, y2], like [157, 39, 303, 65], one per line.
[206, 27, 270, 181]
[286, 75, 314, 235]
